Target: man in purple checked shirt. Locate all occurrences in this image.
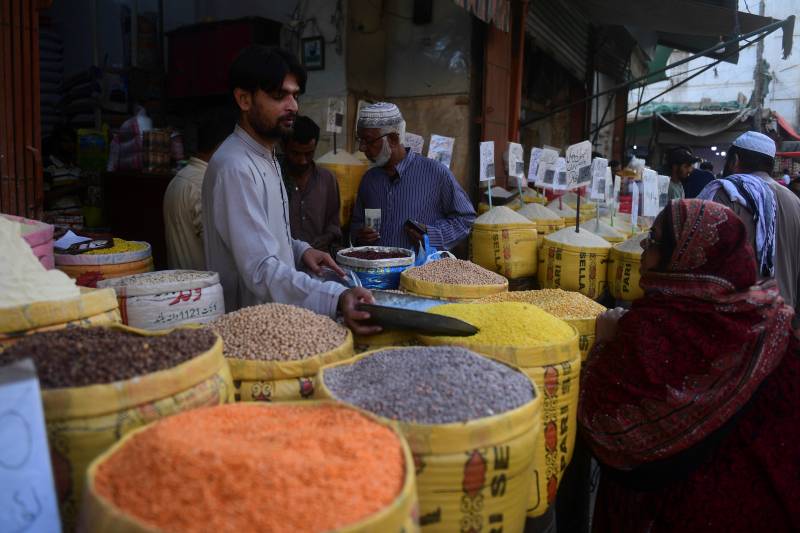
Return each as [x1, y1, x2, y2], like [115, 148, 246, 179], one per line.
[350, 102, 475, 252]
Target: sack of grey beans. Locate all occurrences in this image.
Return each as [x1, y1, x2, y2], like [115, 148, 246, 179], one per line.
[97, 270, 224, 330]
[0, 323, 235, 530]
[210, 303, 354, 402]
[319, 346, 542, 533]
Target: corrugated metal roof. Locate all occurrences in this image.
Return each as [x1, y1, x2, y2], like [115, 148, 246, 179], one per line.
[526, 0, 590, 81]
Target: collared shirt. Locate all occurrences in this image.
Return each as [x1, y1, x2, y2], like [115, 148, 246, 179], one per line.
[668, 180, 685, 201]
[202, 125, 345, 315]
[283, 163, 342, 253]
[163, 157, 207, 270]
[710, 171, 800, 318]
[349, 150, 475, 250]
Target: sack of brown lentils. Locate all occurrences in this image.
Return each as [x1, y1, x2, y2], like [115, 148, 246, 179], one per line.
[319, 346, 543, 533]
[0, 287, 121, 347]
[98, 270, 224, 331]
[0, 323, 235, 530]
[210, 303, 354, 402]
[399, 257, 508, 301]
[418, 302, 582, 518]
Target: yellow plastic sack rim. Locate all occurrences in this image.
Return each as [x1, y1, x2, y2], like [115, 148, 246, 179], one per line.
[610, 243, 644, 261]
[79, 401, 418, 533]
[419, 325, 579, 369]
[225, 330, 354, 381]
[42, 323, 226, 420]
[318, 347, 542, 455]
[541, 236, 611, 254]
[0, 287, 119, 334]
[566, 316, 596, 336]
[400, 270, 508, 299]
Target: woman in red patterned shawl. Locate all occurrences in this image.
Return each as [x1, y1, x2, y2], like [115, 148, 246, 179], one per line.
[579, 199, 799, 532]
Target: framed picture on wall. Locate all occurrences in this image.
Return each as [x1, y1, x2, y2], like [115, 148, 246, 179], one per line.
[301, 36, 325, 71]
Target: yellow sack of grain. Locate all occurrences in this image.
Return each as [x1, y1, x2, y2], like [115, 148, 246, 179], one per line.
[418, 302, 580, 517]
[477, 289, 606, 360]
[400, 258, 508, 301]
[317, 150, 369, 227]
[518, 203, 565, 247]
[546, 199, 577, 224]
[608, 232, 647, 302]
[521, 188, 547, 204]
[469, 206, 538, 280]
[538, 227, 611, 299]
[580, 219, 626, 244]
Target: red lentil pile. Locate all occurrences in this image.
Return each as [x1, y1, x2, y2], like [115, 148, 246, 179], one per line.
[94, 404, 405, 532]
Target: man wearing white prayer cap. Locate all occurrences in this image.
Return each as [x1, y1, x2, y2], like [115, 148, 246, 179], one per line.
[698, 131, 800, 322]
[350, 102, 475, 251]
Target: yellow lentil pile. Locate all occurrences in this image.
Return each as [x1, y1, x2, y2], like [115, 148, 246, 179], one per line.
[478, 289, 606, 320]
[403, 258, 506, 286]
[85, 238, 147, 255]
[427, 302, 573, 347]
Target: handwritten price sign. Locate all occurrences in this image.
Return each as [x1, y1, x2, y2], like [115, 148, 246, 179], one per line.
[563, 140, 592, 190]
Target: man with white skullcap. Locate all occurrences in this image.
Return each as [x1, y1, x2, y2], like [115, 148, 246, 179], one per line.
[698, 131, 800, 320]
[350, 102, 475, 250]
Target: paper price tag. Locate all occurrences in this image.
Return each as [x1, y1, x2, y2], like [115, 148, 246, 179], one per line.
[428, 134, 455, 169]
[0, 359, 61, 532]
[325, 97, 345, 134]
[642, 169, 660, 216]
[613, 174, 621, 211]
[604, 170, 614, 206]
[564, 140, 593, 190]
[479, 141, 495, 182]
[528, 147, 543, 184]
[405, 132, 424, 154]
[631, 181, 640, 229]
[507, 142, 525, 186]
[535, 148, 560, 188]
[590, 157, 608, 200]
[658, 175, 671, 209]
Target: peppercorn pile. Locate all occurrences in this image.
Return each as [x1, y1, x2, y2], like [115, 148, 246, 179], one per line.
[324, 346, 534, 424]
[0, 327, 216, 388]
[94, 404, 405, 532]
[210, 303, 348, 361]
[403, 258, 506, 286]
[425, 302, 574, 347]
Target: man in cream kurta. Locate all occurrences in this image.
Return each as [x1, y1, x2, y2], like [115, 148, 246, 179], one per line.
[164, 156, 208, 270]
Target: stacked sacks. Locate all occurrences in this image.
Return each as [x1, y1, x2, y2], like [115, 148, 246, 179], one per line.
[600, 216, 633, 236]
[0, 325, 234, 529]
[469, 206, 538, 279]
[518, 203, 565, 248]
[417, 302, 580, 517]
[320, 346, 541, 532]
[580, 218, 626, 244]
[400, 257, 508, 301]
[608, 232, 647, 302]
[546, 199, 577, 224]
[55, 238, 154, 287]
[538, 227, 612, 299]
[316, 150, 368, 227]
[2, 213, 55, 269]
[210, 303, 354, 402]
[81, 403, 418, 532]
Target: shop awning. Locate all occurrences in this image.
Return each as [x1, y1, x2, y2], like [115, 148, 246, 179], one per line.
[575, 0, 794, 63]
[656, 109, 754, 138]
[453, 0, 509, 32]
[774, 112, 800, 141]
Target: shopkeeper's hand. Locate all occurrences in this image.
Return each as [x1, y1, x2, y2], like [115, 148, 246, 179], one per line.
[595, 307, 628, 344]
[404, 223, 426, 247]
[356, 227, 380, 245]
[302, 248, 346, 277]
[339, 287, 382, 336]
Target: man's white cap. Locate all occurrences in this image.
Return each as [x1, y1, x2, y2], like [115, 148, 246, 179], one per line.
[732, 131, 776, 158]
[357, 102, 403, 129]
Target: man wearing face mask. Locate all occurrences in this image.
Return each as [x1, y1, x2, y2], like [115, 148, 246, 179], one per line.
[349, 102, 475, 250]
[202, 46, 378, 335]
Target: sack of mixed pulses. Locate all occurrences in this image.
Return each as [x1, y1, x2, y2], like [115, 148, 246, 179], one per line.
[417, 302, 581, 517]
[469, 206, 538, 279]
[0, 323, 234, 530]
[98, 270, 224, 330]
[400, 255, 508, 301]
[211, 303, 355, 402]
[319, 346, 542, 533]
[79, 402, 419, 532]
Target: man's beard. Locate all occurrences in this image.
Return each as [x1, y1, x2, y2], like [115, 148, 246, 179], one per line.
[368, 138, 391, 167]
[249, 107, 295, 140]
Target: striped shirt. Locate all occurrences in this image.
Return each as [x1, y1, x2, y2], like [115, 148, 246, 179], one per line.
[350, 150, 475, 250]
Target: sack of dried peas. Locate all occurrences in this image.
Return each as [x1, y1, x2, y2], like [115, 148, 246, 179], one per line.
[469, 206, 539, 279]
[0, 323, 234, 530]
[210, 304, 354, 402]
[319, 347, 542, 533]
[418, 302, 581, 517]
[79, 402, 419, 533]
